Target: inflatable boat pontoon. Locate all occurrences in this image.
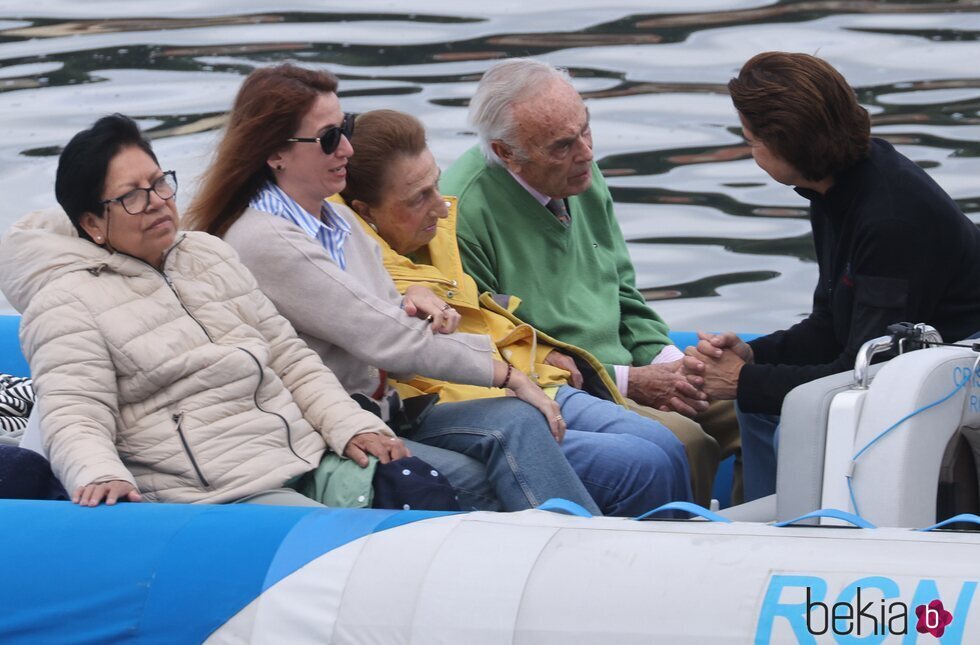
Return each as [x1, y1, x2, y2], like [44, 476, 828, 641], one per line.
[2, 317, 979, 643]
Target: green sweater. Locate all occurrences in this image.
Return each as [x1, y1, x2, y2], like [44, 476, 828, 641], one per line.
[443, 145, 673, 379]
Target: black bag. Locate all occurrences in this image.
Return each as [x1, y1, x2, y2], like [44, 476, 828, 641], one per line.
[351, 391, 440, 438]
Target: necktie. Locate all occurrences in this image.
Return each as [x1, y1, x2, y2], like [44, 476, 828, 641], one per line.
[545, 198, 571, 227]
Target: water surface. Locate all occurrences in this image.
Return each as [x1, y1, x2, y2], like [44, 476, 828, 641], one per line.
[1, 0, 978, 333]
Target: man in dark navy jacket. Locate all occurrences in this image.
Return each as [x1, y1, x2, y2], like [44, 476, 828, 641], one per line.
[684, 51, 980, 501]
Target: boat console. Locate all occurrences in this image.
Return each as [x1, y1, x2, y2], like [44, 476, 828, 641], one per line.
[733, 323, 980, 528]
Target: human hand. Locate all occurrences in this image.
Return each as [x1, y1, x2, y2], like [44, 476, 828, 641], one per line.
[494, 362, 566, 442]
[626, 361, 709, 417]
[344, 432, 411, 467]
[72, 480, 142, 507]
[402, 285, 460, 334]
[543, 350, 583, 389]
[682, 346, 745, 400]
[693, 331, 754, 364]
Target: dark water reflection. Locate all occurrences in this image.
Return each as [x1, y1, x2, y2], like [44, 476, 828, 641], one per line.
[1, 0, 978, 332]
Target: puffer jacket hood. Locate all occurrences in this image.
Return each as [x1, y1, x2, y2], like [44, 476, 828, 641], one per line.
[0, 207, 107, 312]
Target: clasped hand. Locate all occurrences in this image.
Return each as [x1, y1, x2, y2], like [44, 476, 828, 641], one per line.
[680, 331, 751, 401]
[626, 360, 709, 417]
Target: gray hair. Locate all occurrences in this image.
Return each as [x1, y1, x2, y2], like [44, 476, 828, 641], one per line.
[468, 58, 573, 166]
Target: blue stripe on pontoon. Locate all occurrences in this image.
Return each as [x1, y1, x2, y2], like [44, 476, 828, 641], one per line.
[0, 500, 454, 643]
[373, 508, 462, 534]
[0, 315, 28, 377]
[264, 508, 460, 593]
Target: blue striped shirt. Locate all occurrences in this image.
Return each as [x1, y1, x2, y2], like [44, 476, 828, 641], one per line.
[249, 181, 351, 270]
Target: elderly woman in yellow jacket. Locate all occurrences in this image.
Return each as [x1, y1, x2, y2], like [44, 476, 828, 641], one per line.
[332, 192, 616, 406]
[341, 109, 695, 512]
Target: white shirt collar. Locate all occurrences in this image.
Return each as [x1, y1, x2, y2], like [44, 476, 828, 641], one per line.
[506, 168, 551, 206]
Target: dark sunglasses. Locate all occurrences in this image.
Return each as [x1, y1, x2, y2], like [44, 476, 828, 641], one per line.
[286, 113, 355, 155]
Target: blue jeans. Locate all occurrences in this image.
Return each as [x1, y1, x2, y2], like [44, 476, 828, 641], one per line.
[735, 403, 781, 502]
[410, 396, 601, 514]
[556, 386, 693, 516]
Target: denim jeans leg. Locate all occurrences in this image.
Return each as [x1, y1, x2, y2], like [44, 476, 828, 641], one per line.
[560, 429, 689, 517]
[736, 403, 781, 502]
[555, 385, 693, 503]
[409, 397, 600, 514]
[400, 439, 501, 511]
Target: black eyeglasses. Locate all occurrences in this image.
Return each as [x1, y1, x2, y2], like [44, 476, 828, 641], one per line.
[286, 113, 355, 155]
[101, 171, 178, 215]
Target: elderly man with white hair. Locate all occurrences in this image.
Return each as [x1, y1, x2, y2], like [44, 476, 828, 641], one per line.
[442, 58, 738, 506]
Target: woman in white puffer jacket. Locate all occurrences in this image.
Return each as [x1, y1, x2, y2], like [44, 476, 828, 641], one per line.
[0, 114, 412, 507]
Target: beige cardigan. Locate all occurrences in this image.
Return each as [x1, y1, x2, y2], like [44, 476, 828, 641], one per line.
[223, 205, 495, 403]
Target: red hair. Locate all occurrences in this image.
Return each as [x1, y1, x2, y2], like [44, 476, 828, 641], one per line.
[185, 63, 338, 236]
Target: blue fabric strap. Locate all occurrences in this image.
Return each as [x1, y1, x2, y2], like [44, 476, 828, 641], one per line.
[634, 501, 732, 523]
[916, 513, 980, 532]
[773, 508, 876, 529]
[537, 497, 594, 517]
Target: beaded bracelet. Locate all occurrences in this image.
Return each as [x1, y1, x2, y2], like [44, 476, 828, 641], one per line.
[500, 363, 514, 389]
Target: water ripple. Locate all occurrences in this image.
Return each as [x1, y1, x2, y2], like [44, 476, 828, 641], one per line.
[0, 0, 978, 333]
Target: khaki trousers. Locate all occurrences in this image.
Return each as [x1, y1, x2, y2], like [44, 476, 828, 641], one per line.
[625, 399, 741, 507]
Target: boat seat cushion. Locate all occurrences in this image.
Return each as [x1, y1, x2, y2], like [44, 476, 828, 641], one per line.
[776, 365, 882, 523]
